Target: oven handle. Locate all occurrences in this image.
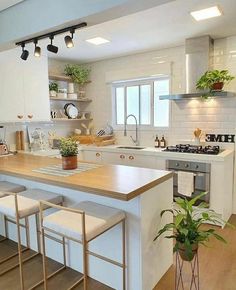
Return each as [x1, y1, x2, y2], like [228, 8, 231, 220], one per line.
[171, 170, 206, 177]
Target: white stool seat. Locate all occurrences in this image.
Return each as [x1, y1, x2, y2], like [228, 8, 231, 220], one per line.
[0, 181, 26, 197]
[43, 201, 125, 241]
[0, 189, 63, 219]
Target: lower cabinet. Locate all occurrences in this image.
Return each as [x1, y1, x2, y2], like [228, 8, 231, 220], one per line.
[81, 150, 162, 169]
[82, 150, 103, 163]
[102, 152, 158, 169]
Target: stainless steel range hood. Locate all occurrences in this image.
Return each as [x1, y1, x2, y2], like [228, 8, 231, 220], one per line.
[160, 35, 236, 100]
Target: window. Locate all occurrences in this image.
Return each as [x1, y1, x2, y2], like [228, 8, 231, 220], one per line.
[113, 78, 169, 127]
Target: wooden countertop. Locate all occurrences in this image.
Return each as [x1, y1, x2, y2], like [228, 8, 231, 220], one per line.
[0, 154, 173, 201]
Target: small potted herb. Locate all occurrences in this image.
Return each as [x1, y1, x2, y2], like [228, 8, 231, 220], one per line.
[154, 192, 228, 261]
[59, 138, 78, 170]
[64, 64, 91, 85]
[196, 70, 234, 92]
[64, 64, 91, 98]
[49, 82, 59, 97]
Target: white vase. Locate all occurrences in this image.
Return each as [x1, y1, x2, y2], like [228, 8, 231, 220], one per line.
[68, 82, 75, 94]
[49, 90, 57, 97]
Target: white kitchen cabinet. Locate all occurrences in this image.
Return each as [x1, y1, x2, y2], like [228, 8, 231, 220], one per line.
[0, 50, 25, 122]
[83, 150, 103, 163]
[22, 55, 50, 122]
[101, 151, 157, 168]
[0, 48, 50, 123]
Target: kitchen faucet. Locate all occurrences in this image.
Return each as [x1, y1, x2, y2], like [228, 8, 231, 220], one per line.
[124, 114, 139, 146]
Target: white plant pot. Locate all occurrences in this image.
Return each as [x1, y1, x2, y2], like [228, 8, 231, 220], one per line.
[68, 82, 75, 94]
[50, 90, 57, 97]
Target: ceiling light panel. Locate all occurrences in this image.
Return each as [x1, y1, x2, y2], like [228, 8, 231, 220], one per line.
[190, 6, 222, 21]
[86, 37, 110, 45]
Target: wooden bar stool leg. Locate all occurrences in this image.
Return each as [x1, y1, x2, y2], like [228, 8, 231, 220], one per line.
[82, 212, 88, 290]
[15, 197, 25, 290]
[122, 219, 126, 290]
[25, 217, 30, 248]
[35, 213, 41, 253]
[40, 206, 48, 290]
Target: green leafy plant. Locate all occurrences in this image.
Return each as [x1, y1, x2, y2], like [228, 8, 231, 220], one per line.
[154, 192, 228, 261]
[49, 82, 59, 92]
[59, 138, 78, 157]
[196, 70, 234, 91]
[64, 64, 91, 85]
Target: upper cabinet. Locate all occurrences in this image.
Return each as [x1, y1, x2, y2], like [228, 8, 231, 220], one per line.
[0, 48, 50, 123]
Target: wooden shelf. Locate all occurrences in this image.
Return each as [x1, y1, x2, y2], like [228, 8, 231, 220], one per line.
[49, 74, 71, 82]
[49, 74, 92, 84]
[50, 97, 92, 102]
[51, 118, 93, 122]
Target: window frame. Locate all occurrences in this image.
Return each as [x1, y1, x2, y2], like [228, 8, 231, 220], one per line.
[112, 77, 170, 131]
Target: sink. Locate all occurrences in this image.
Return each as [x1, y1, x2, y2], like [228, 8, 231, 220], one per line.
[117, 146, 145, 150]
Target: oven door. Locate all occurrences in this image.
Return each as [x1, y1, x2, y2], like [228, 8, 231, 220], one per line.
[172, 170, 210, 205]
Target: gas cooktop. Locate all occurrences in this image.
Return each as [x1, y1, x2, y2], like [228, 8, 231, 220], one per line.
[163, 144, 221, 155]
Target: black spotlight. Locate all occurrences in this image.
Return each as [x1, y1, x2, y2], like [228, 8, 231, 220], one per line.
[34, 39, 41, 57]
[64, 29, 75, 48]
[47, 35, 58, 54]
[20, 43, 29, 61]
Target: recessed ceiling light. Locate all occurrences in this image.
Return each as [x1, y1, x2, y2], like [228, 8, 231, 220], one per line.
[190, 6, 222, 21]
[86, 37, 110, 45]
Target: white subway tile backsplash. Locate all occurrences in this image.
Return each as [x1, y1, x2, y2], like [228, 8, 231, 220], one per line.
[47, 36, 236, 147]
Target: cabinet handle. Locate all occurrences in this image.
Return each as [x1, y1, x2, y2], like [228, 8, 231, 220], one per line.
[129, 155, 134, 160]
[17, 115, 23, 119]
[120, 154, 125, 159]
[96, 153, 101, 157]
[28, 115, 33, 119]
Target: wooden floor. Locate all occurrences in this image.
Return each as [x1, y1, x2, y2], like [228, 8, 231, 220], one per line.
[0, 238, 113, 290]
[1, 215, 236, 290]
[154, 214, 236, 290]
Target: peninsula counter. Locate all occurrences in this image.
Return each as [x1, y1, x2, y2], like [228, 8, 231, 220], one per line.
[0, 154, 173, 290]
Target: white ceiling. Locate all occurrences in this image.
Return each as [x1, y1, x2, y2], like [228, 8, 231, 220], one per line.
[43, 0, 236, 63]
[0, 0, 23, 11]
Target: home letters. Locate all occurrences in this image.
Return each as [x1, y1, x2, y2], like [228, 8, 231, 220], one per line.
[205, 134, 235, 143]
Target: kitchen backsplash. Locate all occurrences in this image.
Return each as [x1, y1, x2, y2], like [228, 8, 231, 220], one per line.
[3, 35, 236, 149]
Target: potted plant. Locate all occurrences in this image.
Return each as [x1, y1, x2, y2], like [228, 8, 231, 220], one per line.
[154, 192, 227, 261]
[49, 82, 59, 97]
[64, 64, 91, 98]
[59, 138, 78, 170]
[196, 70, 234, 93]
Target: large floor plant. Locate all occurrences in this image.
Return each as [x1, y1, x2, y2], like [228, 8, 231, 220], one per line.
[154, 192, 228, 261]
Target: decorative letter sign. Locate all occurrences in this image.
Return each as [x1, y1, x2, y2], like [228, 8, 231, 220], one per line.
[205, 134, 235, 143]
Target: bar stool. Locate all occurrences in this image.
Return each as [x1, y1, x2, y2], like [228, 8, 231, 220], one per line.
[0, 188, 63, 290]
[0, 181, 26, 195]
[40, 200, 126, 290]
[0, 181, 26, 241]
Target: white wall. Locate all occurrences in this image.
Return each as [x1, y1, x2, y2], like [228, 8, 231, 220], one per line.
[4, 35, 236, 150]
[49, 36, 236, 147]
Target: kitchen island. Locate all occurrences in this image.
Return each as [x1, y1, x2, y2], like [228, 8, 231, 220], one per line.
[0, 154, 173, 290]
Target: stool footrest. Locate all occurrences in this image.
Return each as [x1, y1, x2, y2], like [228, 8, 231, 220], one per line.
[0, 252, 40, 276]
[28, 265, 66, 290]
[0, 247, 29, 264]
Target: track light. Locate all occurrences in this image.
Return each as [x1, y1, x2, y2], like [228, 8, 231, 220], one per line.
[34, 40, 41, 57]
[47, 35, 58, 54]
[16, 22, 87, 60]
[20, 43, 29, 61]
[64, 29, 75, 48]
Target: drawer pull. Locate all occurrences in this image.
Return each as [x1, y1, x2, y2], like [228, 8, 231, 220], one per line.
[17, 115, 23, 119]
[96, 153, 101, 157]
[28, 114, 33, 119]
[129, 155, 134, 160]
[120, 154, 125, 159]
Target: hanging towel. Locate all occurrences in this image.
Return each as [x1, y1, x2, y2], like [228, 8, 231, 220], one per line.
[178, 171, 194, 197]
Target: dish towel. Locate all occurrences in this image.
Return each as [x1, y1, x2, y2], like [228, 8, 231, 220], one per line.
[177, 171, 194, 197]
